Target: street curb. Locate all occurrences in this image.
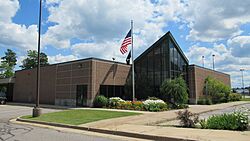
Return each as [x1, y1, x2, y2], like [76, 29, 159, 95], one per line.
[16, 118, 196, 141]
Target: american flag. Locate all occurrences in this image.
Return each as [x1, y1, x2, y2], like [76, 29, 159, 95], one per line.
[120, 29, 132, 54]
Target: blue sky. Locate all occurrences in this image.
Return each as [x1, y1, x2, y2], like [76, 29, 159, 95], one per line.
[1, 0, 250, 88]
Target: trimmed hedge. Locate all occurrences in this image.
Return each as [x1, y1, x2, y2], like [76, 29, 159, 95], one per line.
[228, 93, 242, 101]
[197, 96, 212, 105]
[93, 95, 108, 108]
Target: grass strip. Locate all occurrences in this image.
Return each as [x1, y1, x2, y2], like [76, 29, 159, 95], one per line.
[21, 109, 140, 125]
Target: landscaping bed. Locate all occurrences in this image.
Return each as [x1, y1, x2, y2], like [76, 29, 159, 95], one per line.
[93, 76, 189, 112]
[157, 104, 250, 131]
[21, 109, 140, 125]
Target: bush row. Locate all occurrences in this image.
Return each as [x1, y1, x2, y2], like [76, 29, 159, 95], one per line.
[93, 95, 168, 112]
[177, 109, 249, 131]
[197, 93, 242, 105]
[200, 110, 249, 131]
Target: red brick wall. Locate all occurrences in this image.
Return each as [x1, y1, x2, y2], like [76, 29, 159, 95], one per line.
[13, 65, 56, 104]
[188, 65, 231, 104]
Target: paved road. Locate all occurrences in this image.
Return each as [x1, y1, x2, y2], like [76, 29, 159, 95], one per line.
[199, 103, 250, 119]
[0, 105, 120, 141]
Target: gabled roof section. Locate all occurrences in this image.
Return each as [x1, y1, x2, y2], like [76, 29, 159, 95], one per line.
[168, 32, 189, 63]
[135, 31, 189, 63]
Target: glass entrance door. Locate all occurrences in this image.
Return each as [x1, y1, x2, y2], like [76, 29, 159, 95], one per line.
[76, 85, 87, 107]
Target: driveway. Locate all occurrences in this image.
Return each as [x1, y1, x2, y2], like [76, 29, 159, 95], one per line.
[200, 103, 250, 119]
[0, 104, 125, 141]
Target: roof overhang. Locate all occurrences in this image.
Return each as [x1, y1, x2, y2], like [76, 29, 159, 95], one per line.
[0, 77, 15, 84]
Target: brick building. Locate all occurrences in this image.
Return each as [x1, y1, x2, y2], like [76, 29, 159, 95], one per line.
[0, 31, 231, 106]
[13, 58, 130, 107]
[188, 65, 231, 104]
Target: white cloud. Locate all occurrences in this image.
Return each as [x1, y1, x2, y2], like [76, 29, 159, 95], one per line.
[48, 54, 78, 64]
[0, 0, 19, 23]
[43, 0, 155, 48]
[181, 0, 250, 42]
[227, 36, 250, 57]
[45, 0, 62, 5]
[43, 0, 183, 52]
[41, 0, 186, 65]
[187, 43, 250, 87]
[15, 55, 26, 70]
[0, 24, 38, 51]
[71, 41, 127, 63]
[0, 0, 38, 52]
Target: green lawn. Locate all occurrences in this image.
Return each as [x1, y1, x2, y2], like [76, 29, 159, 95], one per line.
[21, 109, 140, 125]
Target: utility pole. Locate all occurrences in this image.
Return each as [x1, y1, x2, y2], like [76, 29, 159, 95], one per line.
[33, 0, 42, 117]
[212, 54, 215, 70]
[112, 57, 115, 97]
[131, 20, 135, 101]
[202, 56, 205, 68]
[240, 69, 245, 98]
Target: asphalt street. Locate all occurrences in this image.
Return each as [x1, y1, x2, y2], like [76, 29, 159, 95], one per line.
[199, 103, 250, 119]
[0, 104, 121, 141]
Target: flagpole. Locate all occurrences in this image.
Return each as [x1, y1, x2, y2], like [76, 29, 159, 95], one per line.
[131, 20, 135, 101]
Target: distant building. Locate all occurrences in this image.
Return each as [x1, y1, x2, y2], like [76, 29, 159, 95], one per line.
[0, 31, 231, 106]
[235, 89, 249, 94]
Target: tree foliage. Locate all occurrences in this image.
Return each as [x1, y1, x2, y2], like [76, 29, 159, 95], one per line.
[0, 62, 14, 78]
[1, 49, 17, 67]
[160, 76, 188, 105]
[203, 76, 231, 103]
[20, 50, 49, 69]
[0, 49, 17, 78]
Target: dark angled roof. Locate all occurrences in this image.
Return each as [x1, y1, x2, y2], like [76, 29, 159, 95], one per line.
[135, 31, 189, 63]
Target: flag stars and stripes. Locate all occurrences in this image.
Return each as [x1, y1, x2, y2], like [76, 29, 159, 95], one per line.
[120, 30, 132, 54]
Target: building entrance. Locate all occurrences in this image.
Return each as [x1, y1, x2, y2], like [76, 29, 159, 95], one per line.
[76, 85, 87, 107]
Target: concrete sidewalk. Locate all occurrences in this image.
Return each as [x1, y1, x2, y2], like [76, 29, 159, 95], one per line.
[78, 101, 250, 141]
[16, 101, 250, 141]
[81, 101, 250, 127]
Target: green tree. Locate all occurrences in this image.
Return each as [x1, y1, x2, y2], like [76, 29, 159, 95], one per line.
[1, 49, 17, 67]
[160, 76, 188, 105]
[0, 62, 14, 78]
[203, 76, 231, 103]
[0, 49, 17, 78]
[20, 50, 49, 69]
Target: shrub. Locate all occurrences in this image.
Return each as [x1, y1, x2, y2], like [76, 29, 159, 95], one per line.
[93, 95, 108, 108]
[120, 101, 132, 109]
[177, 109, 199, 128]
[203, 77, 231, 103]
[228, 93, 242, 101]
[160, 76, 188, 105]
[176, 104, 189, 109]
[197, 96, 212, 105]
[132, 101, 144, 110]
[106, 97, 168, 112]
[109, 97, 125, 108]
[199, 119, 207, 129]
[200, 110, 249, 131]
[143, 99, 168, 112]
[212, 93, 226, 104]
[147, 97, 160, 100]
